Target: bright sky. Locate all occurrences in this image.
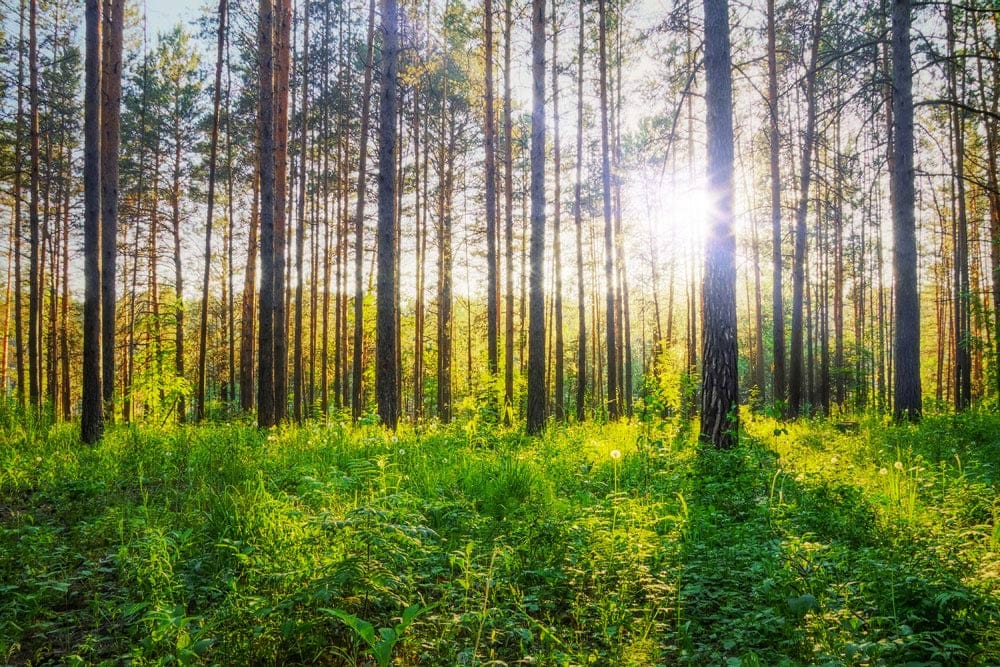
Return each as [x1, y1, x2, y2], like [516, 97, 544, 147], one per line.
[143, 0, 207, 35]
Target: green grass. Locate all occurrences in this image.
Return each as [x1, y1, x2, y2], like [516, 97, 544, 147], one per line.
[1, 410, 999, 665]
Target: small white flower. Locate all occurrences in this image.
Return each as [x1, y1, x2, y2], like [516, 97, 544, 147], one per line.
[610, 449, 621, 460]
[830, 456, 839, 465]
[34, 456, 42, 464]
[894, 461, 904, 471]
[398, 448, 406, 456]
[879, 467, 889, 476]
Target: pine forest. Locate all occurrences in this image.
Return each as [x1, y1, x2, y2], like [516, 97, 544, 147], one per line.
[1, 0, 1000, 663]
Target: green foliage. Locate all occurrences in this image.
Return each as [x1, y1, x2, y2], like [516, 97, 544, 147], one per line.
[1, 414, 999, 664]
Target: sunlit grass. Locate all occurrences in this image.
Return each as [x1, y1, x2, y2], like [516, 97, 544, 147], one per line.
[1, 408, 998, 664]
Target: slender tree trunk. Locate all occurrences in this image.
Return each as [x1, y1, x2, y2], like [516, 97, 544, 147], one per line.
[947, 5, 971, 411]
[171, 115, 186, 423]
[484, 0, 499, 379]
[352, 0, 376, 420]
[892, 0, 921, 419]
[598, 0, 618, 420]
[573, 0, 587, 421]
[225, 29, 237, 407]
[13, 0, 25, 407]
[437, 95, 454, 424]
[101, 0, 123, 421]
[788, 0, 822, 418]
[752, 216, 766, 405]
[767, 0, 785, 408]
[376, 0, 400, 429]
[974, 11, 1000, 399]
[526, 0, 547, 434]
[293, 0, 309, 422]
[503, 0, 515, 422]
[82, 0, 103, 443]
[197, 0, 228, 421]
[551, 0, 564, 420]
[239, 172, 259, 412]
[60, 179, 71, 419]
[28, 0, 41, 410]
[700, 0, 738, 449]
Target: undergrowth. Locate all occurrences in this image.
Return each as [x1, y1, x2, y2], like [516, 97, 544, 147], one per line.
[1, 408, 998, 664]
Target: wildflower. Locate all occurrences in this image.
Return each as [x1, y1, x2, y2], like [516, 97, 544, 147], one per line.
[610, 449, 622, 460]
[830, 456, 839, 465]
[894, 461, 904, 471]
[34, 456, 42, 464]
[398, 448, 406, 456]
[879, 467, 888, 476]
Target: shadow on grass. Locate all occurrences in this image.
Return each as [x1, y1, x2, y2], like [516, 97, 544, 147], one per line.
[671, 435, 1000, 666]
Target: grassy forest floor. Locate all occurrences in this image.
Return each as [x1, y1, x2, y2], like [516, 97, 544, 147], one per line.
[1, 406, 1000, 666]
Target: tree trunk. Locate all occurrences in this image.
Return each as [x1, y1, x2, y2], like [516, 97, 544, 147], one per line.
[700, 0, 739, 449]
[172, 116, 186, 423]
[197, 0, 228, 421]
[257, 0, 276, 426]
[351, 0, 376, 420]
[13, 0, 25, 407]
[551, 0, 564, 420]
[28, 0, 40, 409]
[272, 0, 292, 422]
[239, 170, 259, 412]
[598, 0, 618, 420]
[788, 0, 822, 418]
[767, 0, 785, 408]
[82, 0, 104, 443]
[891, 0, 921, 420]
[947, 5, 971, 411]
[437, 95, 454, 424]
[376, 0, 400, 429]
[484, 0, 499, 378]
[526, 0, 547, 434]
[101, 0, 123, 421]
[503, 0, 515, 423]
[573, 0, 587, 421]
[293, 0, 309, 422]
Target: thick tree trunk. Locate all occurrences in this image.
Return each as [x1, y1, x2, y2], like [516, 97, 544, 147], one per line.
[82, 0, 103, 443]
[101, 0, 123, 421]
[257, 0, 276, 426]
[526, 0, 547, 434]
[700, 0, 739, 449]
[891, 0, 921, 420]
[272, 0, 292, 422]
[376, 0, 400, 429]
